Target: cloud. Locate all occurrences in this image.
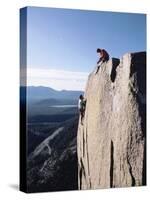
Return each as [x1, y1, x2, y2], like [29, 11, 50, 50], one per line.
[27, 68, 89, 91]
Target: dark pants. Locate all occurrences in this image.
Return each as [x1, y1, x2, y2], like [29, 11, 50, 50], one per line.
[98, 56, 109, 64]
[80, 109, 85, 124]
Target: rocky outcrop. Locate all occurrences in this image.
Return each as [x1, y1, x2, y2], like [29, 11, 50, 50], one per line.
[77, 52, 146, 190]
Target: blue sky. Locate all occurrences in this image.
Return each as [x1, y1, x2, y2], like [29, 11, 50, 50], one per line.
[25, 7, 146, 90]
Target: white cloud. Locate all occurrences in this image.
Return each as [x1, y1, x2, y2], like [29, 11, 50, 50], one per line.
[27, 68, 89, 91]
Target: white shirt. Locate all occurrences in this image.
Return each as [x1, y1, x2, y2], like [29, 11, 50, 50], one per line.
[78, 99, 82, 110]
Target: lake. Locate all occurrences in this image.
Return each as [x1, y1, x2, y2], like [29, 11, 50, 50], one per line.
[50, 105, 78, 108]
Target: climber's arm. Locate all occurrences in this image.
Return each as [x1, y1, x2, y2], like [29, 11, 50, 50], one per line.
[97, 57, 102, 64]
[97, 59, 100, 64]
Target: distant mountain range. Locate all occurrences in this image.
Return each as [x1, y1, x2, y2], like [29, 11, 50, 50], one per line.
[26, 86, 84, 102]
[20, 86, 83, 120]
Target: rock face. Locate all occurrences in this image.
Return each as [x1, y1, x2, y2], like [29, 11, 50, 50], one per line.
[77, 52, 146, 190]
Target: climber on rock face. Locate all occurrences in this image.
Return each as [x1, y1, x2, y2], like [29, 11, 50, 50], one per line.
[95, 48, 110, 74]
[78, 95, 86, 125]
[97, 48, 109, 64]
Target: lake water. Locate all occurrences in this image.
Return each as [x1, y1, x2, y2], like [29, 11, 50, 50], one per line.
[50, 105, 77, 108]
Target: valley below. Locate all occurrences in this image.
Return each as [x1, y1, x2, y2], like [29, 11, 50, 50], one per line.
[26, 86, 82, 192]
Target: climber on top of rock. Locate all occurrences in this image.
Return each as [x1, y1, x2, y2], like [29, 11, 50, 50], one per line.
[95, 48, 110, 74]
[78, 95, 86, 125]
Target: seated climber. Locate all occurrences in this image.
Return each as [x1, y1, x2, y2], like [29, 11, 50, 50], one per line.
[95, 48, 110, 74]
[78, 95, 86, 125]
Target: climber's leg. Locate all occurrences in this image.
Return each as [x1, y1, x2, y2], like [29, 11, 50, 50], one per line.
[95, 61, 103, 74]
[95, 65, 100, 74]
[80, 110, 84, 125]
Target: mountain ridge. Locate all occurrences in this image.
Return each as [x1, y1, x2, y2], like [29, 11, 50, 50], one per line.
[24, 86, 84, 102]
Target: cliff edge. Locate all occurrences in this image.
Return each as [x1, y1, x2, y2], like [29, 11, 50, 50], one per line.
[77, 52, 146, 189]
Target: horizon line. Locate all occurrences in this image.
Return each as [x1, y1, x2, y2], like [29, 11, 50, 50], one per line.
[21, 85, 84, 92]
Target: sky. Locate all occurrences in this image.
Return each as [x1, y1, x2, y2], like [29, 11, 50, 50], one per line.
[25, 6, 146, 91]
